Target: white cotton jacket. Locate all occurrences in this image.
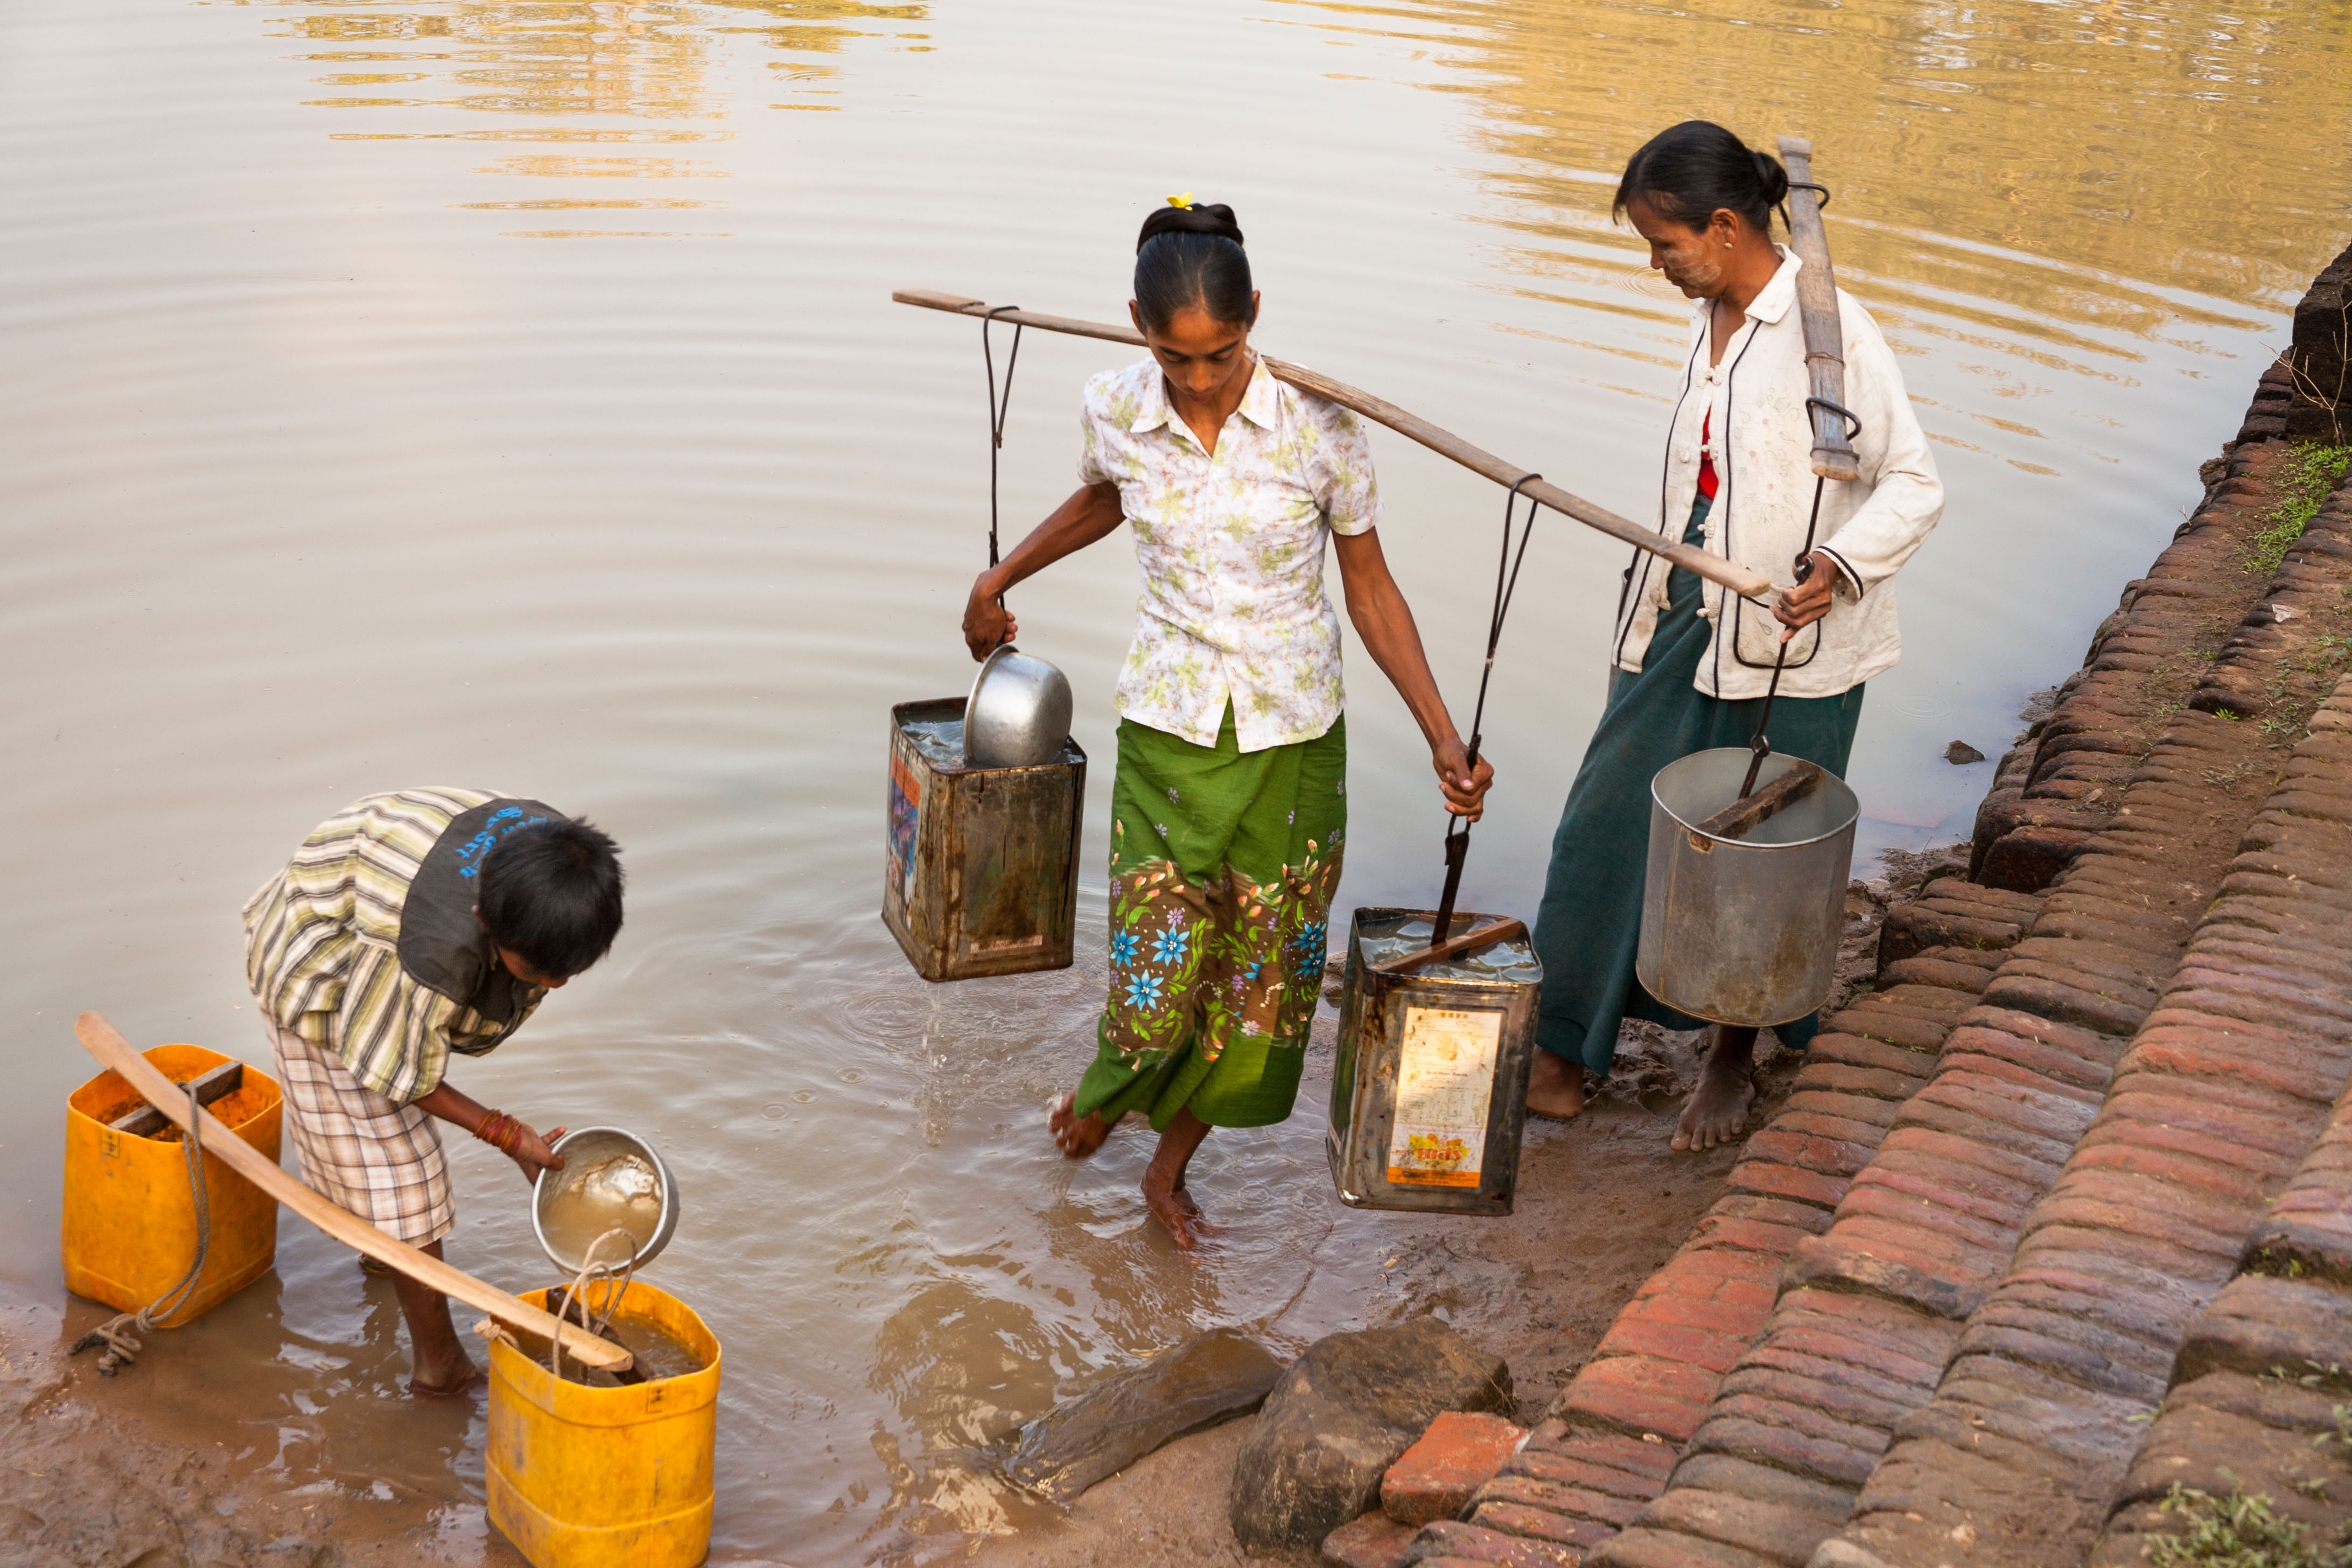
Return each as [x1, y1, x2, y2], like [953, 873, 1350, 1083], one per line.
[1612, 247, 1943, 699]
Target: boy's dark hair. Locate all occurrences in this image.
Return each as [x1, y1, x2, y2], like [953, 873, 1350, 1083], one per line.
[476, 819, 625, 979]
[1614, 121, 1788, 236]
[1133, 201, 1255, 334]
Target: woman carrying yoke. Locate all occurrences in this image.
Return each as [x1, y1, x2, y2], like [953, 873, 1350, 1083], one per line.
[1526, 124, 1944, 1149]
[961, 197, 1493, 1247]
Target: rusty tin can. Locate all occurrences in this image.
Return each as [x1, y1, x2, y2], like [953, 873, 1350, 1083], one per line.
[1327, 906, 1541, 1215]
[884, 698, 1087, 981]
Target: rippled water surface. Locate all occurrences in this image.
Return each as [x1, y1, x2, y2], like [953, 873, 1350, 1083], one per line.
[3, 0, 2346, 1559]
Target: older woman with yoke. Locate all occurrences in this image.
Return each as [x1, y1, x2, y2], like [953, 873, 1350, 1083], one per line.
[961, 197, 1493, 1247]
[1525, 123, 1943, 1148]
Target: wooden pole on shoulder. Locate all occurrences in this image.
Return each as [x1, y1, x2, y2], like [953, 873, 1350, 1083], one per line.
[892, 288, 1776, 604]
[74, 1011, 634, 1373]
[1774, 137, 1860, 482]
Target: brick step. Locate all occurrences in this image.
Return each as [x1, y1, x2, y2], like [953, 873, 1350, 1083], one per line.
[1812, 693, 2352, 1567]
[2084, 694, 2352, 1565]
[1969, 391, 2318, 897]
[1586, 431, 2346, 1567]
[1380, 895, 2040, 1567]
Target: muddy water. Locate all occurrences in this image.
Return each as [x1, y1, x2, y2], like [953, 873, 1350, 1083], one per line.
[1, 0, 2345, 1559]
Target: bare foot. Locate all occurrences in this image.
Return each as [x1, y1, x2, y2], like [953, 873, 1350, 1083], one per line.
[1527, 1050, 1585, 1121]
[1143, 1163, 1213, 1249]
[409, 1357, 485, 1399]
[1671, 1026, 1757, 1152]
[1049, 1091, 1110, 1157]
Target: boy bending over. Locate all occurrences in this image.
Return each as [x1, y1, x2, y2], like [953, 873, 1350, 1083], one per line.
[244, 788, 624, 1396]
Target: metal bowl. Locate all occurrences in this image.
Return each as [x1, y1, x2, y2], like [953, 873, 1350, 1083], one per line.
[964, 643, 1074, 769]
[531, 1126, 681, 1275]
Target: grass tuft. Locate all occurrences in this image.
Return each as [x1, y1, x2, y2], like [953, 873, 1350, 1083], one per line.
[2245, 444, 2352, 579]
[2147, 1484, 2352, 1568]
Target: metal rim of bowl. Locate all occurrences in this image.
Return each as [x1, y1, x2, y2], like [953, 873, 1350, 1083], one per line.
[530, 1125, 681, 1276]
[1650, 746, 1860, 849]
[963, 642, 1069, 769]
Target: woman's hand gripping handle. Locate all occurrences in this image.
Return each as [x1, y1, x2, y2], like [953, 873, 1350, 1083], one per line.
[961, 480, 1126, 661]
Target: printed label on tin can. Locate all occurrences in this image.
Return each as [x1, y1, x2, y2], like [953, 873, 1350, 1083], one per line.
[887, 750, 922, 911]
[1386, 1005, 1501, 1187]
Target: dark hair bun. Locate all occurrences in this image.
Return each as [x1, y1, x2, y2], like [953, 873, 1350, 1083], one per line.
[1613, 121, 1791, 236]
[1137, 200, 1244, 254]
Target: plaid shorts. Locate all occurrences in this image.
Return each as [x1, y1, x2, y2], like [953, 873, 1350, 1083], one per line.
[265, 1018, 455, 1247]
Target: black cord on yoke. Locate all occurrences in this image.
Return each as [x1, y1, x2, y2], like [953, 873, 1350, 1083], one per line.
[982, 305, 1024, 572]
[1429, 472, 1541, 949]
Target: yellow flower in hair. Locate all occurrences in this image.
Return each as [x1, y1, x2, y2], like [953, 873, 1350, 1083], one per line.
[1165, 192, 1194, 209]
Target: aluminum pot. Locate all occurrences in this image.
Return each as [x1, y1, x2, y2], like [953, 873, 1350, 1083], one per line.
[964, 644, 1074, 769]
[531, 1126, 681, 1275]
[1636, 747, 1859, 1028]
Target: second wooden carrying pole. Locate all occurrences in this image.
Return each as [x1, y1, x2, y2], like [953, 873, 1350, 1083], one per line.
[75, 1011, 634, 1373]
[892, 288, 1775, 604]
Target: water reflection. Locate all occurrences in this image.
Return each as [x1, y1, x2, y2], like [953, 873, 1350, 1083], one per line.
[3, 0, 2347, 1560]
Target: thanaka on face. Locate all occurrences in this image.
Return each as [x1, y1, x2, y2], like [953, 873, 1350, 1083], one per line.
[1129, 295, 1263, 447]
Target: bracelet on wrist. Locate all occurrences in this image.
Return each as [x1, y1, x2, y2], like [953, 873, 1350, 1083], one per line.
[474, 1110, 524, 1156]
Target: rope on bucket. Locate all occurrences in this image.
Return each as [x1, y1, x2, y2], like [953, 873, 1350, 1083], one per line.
[1737, 395, 1863, 801]
[548, 1227, 641, 1387]
[1427, 472, 1541, 948]
[69, 1082, 211, 1376]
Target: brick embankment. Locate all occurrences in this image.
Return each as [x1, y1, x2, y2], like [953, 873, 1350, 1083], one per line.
[1805, 440, 2352, 1568]
[1391, 895, 2040, 1568]
[1970, 365, 2301, 895]
[2089, 683, 2352, 1565]
[1569, 402, 2322, 1568]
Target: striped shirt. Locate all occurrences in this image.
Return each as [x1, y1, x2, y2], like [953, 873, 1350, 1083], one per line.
[243, 788, 550, 1104]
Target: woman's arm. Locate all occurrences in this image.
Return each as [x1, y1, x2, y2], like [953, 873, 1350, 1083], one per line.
[1332, 530, 1496, 818]
[411, 1080, 565, 1185]
[962, 480, 1126, 660]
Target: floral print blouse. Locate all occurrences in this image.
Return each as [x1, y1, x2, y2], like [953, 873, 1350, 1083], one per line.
[1076, 354, 1381, 753]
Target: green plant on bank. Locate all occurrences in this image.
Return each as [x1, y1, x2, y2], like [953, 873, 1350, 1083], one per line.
[2244, 443, 2352, 579]
[2147, 1483, 2352, 1568]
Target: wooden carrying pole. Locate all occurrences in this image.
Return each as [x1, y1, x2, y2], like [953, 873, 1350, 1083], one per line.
[893, 289, 1775, 604]
[74, 1011, 633, 1373]
[1774, 137, 1860, 482]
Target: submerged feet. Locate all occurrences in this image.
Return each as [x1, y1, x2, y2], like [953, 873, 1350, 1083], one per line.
[1049, 1091, 1111, 1158]
[1142, 1163, 1217, 1250]
[1671, 1025, 1758, 1152]
[1526, 1050, 1586, 1121]
[1142, 1107, 1217, 1250]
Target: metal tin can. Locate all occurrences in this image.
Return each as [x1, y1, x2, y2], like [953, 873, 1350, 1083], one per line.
[1636, 747, 1859, 1026]
[884, 698, 1087, 981]
[1327, 906, 1541, 1215]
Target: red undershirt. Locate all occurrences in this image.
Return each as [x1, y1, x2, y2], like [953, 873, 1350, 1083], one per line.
[1698, 409, 1719, 501]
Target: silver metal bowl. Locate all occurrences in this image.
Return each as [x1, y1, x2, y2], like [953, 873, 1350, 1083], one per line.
[531, 1126, 681, 1275]
[964, 643, 1074, 769]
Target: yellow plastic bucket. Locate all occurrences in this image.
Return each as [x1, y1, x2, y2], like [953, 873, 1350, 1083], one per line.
[487, 1280, 722, 1568]
[61, 1043, 284, 1328]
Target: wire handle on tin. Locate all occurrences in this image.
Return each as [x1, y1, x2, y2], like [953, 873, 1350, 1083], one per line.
[1738, 396, 1863, 799]
[1429, 472, 1540, 948]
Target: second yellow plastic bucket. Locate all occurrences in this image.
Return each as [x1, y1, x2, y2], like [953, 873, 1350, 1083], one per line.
[487, 1280, 722, 1568]
[61, 1044, 284, 1328]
